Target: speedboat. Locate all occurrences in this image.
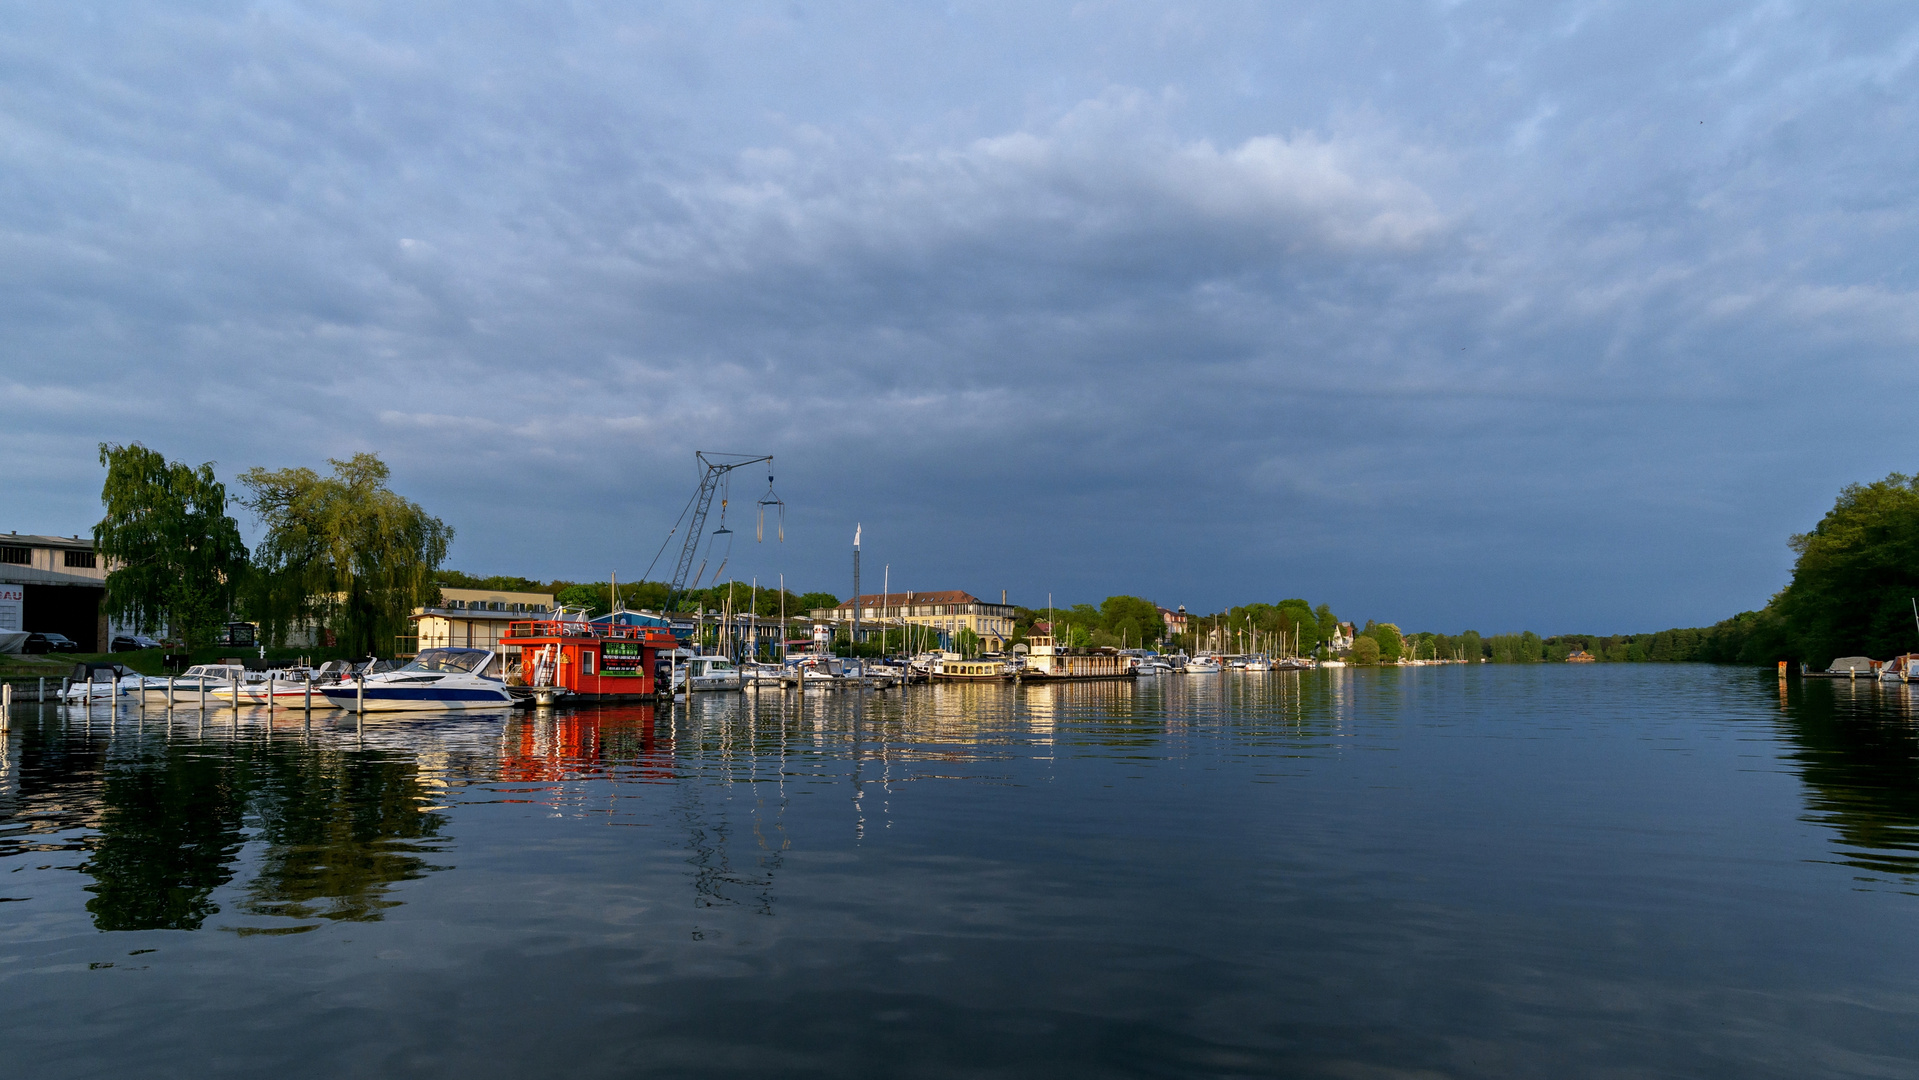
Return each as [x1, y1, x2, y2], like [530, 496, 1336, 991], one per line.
[320, 647, 512, 712]
[127, 663, 249, 704]
[672, 655, 744, 692]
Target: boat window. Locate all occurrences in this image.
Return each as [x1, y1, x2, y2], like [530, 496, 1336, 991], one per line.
[582, 650, 596, 675]
[400, 648, 491, 674]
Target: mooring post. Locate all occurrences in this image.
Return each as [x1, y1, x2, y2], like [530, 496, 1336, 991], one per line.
[38, 677, 45, 703]
[167, 675, 174, 711]
[267, 673, 275, 714]
[356, 673, 366, 727]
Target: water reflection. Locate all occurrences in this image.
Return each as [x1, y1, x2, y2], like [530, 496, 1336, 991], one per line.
[0, 702, 466, 931]
[1781, 677, 1919, 885]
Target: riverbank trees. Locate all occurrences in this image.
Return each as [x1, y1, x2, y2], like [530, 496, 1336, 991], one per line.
[240, 454, 452, 657]
[93, 443, 249, 648]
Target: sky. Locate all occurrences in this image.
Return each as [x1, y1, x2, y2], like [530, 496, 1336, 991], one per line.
[4, 1, 1917, 634]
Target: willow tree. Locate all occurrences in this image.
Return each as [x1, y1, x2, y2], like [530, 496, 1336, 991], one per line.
[93, 443, 249, 647]
[240, 454, 452, 656]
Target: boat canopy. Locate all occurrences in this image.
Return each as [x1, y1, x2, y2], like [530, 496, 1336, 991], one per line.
[402, 647, 494, 674]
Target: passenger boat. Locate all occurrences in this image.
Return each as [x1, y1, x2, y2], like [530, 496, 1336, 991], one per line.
[933, 656, 1013, 682]
[1015, 636, 1136, 681]
[505, 613, 678, 701]
[320, 647, 513, 712]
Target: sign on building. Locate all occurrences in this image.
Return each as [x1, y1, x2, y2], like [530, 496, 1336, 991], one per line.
[0, 585, 21, 632]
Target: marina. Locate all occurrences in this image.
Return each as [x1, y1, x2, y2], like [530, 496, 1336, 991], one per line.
[7, 664, 1919, 1077]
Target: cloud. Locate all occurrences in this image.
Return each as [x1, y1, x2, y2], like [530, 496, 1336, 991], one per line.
[3, 2, 1918, 632]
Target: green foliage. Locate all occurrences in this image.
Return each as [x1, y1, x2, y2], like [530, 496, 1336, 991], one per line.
[1068, 625, 1092, 648]
[1350, 636, 1381, 665]
[1773, 472, 1919, 666]
[1488, 632, 1545, 663]
[796, 591, 841, 613]
[1099, 595, 1163, 647]
[1369, 622, 1404, 663]
[955, 627, 982, 657]
[93, 443, 249, 648]
[240, 454, 452, 656]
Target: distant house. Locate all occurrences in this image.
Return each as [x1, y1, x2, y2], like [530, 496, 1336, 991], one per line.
[1332, 622, 1357, 654]
[1159, 606, 1189, 636]
[1566, 650, 1597, 663]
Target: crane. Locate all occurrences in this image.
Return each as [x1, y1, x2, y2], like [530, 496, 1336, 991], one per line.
[644, 451, 781, 616]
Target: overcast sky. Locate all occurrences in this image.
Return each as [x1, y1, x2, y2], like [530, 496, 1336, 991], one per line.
[4, 2, 1916, 633]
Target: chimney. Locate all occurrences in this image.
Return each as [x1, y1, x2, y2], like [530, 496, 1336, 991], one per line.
[1001, 590, 1007, 604]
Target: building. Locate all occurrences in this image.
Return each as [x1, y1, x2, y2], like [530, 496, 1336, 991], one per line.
[810, 590, 1017, 652]
[0, 532, 111, 650]
[409, 587, 556, 656]
[1332, 622, 1357, 654]
[1159, 606, 1189, 637]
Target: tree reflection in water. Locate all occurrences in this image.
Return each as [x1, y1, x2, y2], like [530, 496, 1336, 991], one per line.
[4, 709, 461, 932]
[1781, 678, 1919, 884]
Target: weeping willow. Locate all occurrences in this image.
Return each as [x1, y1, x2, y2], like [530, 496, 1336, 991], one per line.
[240, 454, 452, 656]
[93, 443, 249, 647]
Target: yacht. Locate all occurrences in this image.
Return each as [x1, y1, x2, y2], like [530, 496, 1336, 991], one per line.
[127, 663, 249, 704]
[320, 648, 513, 712]
[672, 655, 744, 692]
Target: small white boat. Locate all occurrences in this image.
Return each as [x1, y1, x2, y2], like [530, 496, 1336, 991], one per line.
[1318, 659, 1347, 669]
[1243, 655, 1273, 672]
[320, 648, 512, 712]
[673, 655, 744, 692]
[1185, 655, 1223, 674]
[740, 660, 788, 687]
[126, 664, 250, 704]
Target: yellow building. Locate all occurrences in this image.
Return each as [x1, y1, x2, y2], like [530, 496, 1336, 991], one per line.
[409, 587, 556, 656]
[811, 590, 1016, 651]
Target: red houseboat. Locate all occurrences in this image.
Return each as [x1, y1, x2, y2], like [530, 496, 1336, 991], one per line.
[504, 614, 679, 701]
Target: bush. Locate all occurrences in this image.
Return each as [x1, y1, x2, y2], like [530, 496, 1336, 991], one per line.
[1351, 636, 1381, 665]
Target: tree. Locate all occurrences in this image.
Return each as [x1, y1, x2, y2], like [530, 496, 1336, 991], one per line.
[1099, 595, 1162, 647]
[796, 592, 840, 614]
[240, 454, 452, 656]
[93, 443, 249, 648]
[1372, 622, 1404, 663]
[1351, 636, 1381, 665]
[955, 626, 981, 658]
[1775, 472, 1919, 665]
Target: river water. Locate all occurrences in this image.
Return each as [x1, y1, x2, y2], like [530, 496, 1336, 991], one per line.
[4, 665, 1919, 1077]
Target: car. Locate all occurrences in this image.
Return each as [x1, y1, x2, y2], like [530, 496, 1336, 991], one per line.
[23, 632, 81, 654]
[110, 634, 163, 652]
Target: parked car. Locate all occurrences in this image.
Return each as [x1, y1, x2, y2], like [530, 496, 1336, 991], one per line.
[23, 632, 81, 654]
[110, 634, 163, 652]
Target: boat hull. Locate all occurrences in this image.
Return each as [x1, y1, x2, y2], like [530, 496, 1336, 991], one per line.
[320, 686, 513, 712]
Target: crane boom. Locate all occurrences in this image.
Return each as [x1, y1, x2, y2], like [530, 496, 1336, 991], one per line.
[664, 451, 774, 613]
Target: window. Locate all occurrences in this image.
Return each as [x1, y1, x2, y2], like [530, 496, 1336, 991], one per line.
[582, 650, 596, 675]
[64, 549, 96, 568]
[448, 599, 466, 609]
[0, 546, 26, 565]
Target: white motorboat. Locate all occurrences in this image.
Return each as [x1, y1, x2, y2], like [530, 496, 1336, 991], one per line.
[1185, 655, 1223, 674]
[320, 647, 513, 712]
[1243, 655, 1273, 671]
[1318, 659, 1347, 668]
[125, 663, 250, 704]
[740, 660, 788, 687]
[672, 655, 744, 692]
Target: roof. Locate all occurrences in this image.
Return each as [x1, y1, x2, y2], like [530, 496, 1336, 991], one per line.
[838, 590, 983, 608]
[1, 533, 94, 549]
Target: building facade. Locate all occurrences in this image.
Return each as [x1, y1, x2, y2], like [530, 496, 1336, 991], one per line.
[810, 590, 1017, 652]
[408, 587, 556, 656]
[0, 532, 111, 650]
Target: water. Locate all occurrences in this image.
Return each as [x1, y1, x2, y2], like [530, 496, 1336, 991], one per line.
[5, 666, 1919, 1077]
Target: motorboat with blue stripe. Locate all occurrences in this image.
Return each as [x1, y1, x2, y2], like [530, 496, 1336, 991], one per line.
[320, 647, 513, 712]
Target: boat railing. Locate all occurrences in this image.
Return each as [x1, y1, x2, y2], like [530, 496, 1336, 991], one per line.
[504, 619, 672, 642]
